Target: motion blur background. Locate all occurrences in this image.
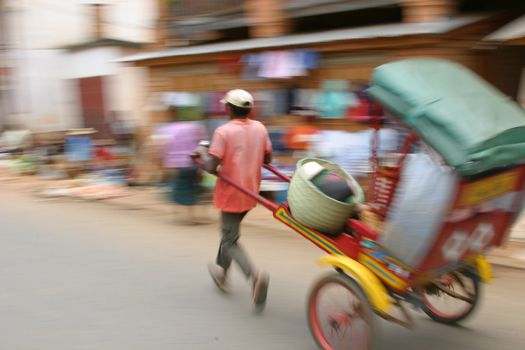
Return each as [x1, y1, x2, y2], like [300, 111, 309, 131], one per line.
[1, 2, 525, 350]
[0, 0, 524, 234]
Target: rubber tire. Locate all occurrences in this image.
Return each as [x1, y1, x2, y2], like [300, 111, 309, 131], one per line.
[421, 269, 481, 325]
[307, 272, 376, 350]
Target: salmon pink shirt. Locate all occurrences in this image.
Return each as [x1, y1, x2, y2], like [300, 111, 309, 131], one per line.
[209, 119, 272, 213]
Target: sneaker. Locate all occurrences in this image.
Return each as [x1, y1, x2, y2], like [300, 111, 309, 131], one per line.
[252, 272, 270, 308]
[208, 263, 229, 293]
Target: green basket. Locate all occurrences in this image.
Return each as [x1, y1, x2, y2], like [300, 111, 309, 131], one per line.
[287, 158, 364, 235]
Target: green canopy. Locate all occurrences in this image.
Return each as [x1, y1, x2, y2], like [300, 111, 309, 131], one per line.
[367, 59, 525, 176]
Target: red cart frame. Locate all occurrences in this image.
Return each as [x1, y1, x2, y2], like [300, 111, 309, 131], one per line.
[201, 129, 525, 349]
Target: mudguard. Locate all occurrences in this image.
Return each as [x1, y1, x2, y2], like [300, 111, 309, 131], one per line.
[318, 255, 392, 314]
[469, 255, 492, 283]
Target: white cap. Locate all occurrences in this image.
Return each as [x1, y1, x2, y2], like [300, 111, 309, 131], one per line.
[220, 89, 254, 108]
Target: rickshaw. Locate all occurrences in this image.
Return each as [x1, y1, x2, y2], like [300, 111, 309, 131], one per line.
[204, 59, 525, 349]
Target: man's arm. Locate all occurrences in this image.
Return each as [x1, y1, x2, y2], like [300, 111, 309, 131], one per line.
[204, 154, 221, 175]
[263, 127, 272, 165]
[264, 152, 272, 165]
[207, 129, 224, 174]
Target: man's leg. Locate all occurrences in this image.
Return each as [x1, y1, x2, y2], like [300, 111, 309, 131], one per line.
[210, 211, 269, 307]
[216, 211, 254, 279]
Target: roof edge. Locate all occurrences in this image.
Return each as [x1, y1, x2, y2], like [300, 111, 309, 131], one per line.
[118, 15, 486, 64]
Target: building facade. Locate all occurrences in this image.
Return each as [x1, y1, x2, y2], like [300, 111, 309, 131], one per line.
[1, 0, 156, 134]
[123, 0, 524, 126]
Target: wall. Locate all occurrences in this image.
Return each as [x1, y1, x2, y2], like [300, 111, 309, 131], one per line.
[7, 0, 156, 50]
[3, 0, 154, 131]
[67, 47, 148, 130]
[66, 47, 122, 132]
[481, 46, 525, 100]
[67, 47, 121, 79]
[145, 45, 483, 95]
[8, 46, 147, 132]
[8, 49, 80, 131]
[109, 64, 148, 125]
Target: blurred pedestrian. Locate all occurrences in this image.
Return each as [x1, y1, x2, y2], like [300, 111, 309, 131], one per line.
[201, 89, 272, 309]
[160, 117, 208, 224]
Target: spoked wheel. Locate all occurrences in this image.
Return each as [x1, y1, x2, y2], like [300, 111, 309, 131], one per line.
[308, 273, 375, 350]
[420, 269, 480, 325]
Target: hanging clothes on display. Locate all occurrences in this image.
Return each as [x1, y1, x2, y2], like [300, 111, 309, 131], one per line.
[241, 54, 265, 80]
[309, 129, 400, 177]
[315, 90, 359, 119]
[273, 89, 292, 115]
[284, 124, 319, 150]
[258, 51, 297, 79]
[217, 54, 242, 75]
[347, 83, 383, 122]
[268, 128, 288, 154]
[315, 80, 359, 119]
[206, 91, 227, 115]
[253, 90, 276, 118]
[163, 92, 204, 121]
[163, 92, 200, 107]
[291, 89, 318, 116]
[299, 49, 320, 70]
[252, 89, 289, 118]
[175, 106, 202, 121]
[241, 49, 319, 80]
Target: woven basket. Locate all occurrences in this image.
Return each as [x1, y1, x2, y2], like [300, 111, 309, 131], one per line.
[288, 158, 364, 235]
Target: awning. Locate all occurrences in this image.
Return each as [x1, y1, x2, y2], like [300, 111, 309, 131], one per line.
[484, 15, 525, 42]
[119, 15, 485, 64]
[368, 59, 525, 176]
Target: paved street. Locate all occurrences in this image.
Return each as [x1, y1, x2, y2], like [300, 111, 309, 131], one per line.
[1, 189, 525, 350]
